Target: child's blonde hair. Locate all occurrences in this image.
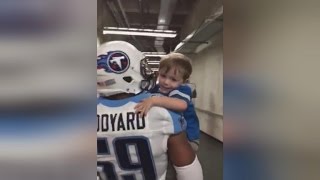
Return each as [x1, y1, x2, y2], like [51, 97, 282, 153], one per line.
[159, 53, 192, 82]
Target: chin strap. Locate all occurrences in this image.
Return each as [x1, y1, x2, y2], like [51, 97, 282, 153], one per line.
[97, 89, 126, 97]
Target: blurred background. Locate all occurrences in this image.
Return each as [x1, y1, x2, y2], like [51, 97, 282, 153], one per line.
[224, 0, 320, 179]
[0, 0, 97, 180]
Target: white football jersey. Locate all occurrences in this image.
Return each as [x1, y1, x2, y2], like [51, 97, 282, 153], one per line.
[97, 92, 185, 180]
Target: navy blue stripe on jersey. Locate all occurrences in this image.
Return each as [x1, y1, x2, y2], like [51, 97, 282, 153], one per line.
[98, 91, 151, 107]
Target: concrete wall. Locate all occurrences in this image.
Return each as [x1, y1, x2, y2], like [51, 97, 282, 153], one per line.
[180, 0, 222, 40]
[178, 0, 223, 141]
[189, 32, 223, 141]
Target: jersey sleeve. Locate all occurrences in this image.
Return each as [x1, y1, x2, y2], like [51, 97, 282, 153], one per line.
[167, 110, 187, 134]
[168, 85, 192, 104]
[148, 107, 187, 134]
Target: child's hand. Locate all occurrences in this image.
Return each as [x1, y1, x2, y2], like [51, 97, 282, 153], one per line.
[134, 97, 155, 117]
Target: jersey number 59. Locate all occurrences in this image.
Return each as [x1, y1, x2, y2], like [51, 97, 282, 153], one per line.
[97, 136, 157, 180]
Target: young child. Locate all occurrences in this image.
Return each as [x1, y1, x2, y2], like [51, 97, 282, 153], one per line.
[134, 52, 200, 151]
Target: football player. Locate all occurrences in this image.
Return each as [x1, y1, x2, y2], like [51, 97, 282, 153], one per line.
[97, 41, 203, 180]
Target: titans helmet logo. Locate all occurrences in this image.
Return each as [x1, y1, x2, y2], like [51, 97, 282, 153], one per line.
[97, 51, 130, 74]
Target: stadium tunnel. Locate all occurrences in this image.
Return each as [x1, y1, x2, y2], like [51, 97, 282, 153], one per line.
[97, 0, 223, 179]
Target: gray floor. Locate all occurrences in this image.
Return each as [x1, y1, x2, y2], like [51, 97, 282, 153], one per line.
[197, 132, 223, 180]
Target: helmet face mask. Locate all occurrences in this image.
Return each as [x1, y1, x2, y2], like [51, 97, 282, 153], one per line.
[140, 58, 153, 78]
[97, 41, 155, 96]
[140, 57, 156, 91]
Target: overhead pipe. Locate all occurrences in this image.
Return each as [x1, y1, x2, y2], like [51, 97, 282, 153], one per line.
[116, 0, 130, 27]
[116, 0, 144, 49]
[154, 0, 178, 52]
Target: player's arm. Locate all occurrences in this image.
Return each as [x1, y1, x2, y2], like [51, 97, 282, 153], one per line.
[167, 132, 203, 180]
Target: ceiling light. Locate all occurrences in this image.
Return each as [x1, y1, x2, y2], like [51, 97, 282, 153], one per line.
[143, 52, 166, 55]
[148, 62, 160, 65]
[143, 52, 167, 57]
[159, 19, 166, 24]
[103, 27, 177, 38]
[145, 54, 166, 57]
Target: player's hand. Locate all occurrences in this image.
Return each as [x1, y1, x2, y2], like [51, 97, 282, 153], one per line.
[134, 97, 155, 117]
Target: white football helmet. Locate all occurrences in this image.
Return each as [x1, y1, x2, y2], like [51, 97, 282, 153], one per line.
[97, 41, 155, 96]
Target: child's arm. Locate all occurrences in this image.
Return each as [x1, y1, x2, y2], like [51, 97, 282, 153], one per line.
[134, 96, 187, 116]
[152, 96, 187, 111]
